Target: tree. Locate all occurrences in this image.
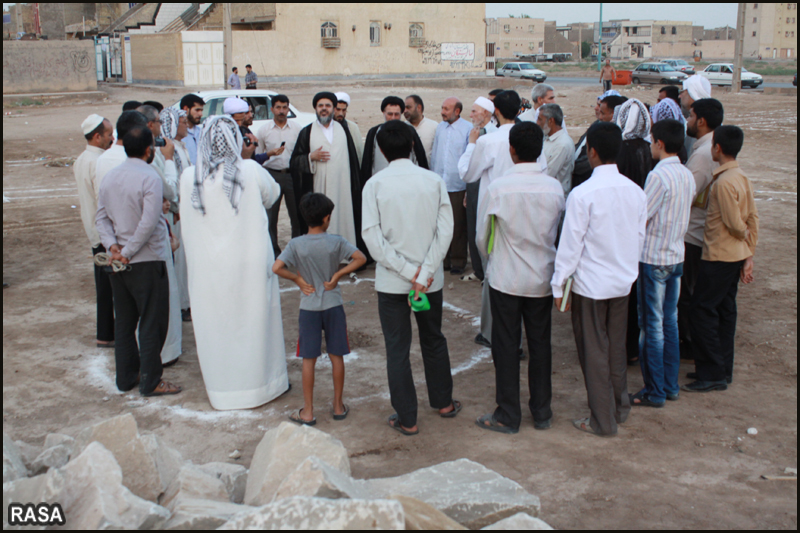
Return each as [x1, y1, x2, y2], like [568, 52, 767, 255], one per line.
[581, 41, 592, 61]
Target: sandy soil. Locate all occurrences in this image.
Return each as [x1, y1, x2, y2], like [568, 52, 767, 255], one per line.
[3, 82, 797, 530]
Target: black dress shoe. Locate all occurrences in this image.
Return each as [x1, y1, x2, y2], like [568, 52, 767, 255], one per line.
[687, 372, 732, 384]
[181, 308, 192, 322]
[681, 380, 728, 393]
[450, 268, 464, 276]
[534, 418, 552, 430]
[474, 334, 492, 348]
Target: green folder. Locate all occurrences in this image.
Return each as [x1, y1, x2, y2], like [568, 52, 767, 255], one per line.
[487, 215, 496, 255]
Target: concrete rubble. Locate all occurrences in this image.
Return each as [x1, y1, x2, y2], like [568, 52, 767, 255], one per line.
[218, 496, 406, 530]
[4, 416, 550, 530]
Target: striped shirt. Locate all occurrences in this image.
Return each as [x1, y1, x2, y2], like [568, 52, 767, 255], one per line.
[477, 163, 565, 298]
[642, 157, 696, 266]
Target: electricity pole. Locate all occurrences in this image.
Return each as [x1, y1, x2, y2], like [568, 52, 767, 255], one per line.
[597, 3, 603, 71]
[732, 2, 746, 93]
[223, 3, 232, 89]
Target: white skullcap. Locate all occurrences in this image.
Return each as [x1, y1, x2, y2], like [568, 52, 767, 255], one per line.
[223, 97, 249, 115]
[334, 92, 351, 106]
[81, 114, 105, 135]
[683, 75, 712, 102]
[474, 96, 495, 114]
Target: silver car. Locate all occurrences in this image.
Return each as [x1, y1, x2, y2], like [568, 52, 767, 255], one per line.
[496, 62, 547, 82]
[631, 62, 689, 85]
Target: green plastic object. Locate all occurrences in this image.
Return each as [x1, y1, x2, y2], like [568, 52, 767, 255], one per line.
[408, 290, 431, 313]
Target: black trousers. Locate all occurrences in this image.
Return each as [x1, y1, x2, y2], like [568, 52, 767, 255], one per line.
[626, 281, 640, 361]
[378, 290, 453, 428]
[490, 287, 553, 429]
[444, 191, 467, 271]
[267, 170, 302, 257]
[108, 261, 169, 395]
[92, 244, 115, 342]
[691, 260, 744, 383]
[465, 182, 484, 280]
[678, 242, 703, 351]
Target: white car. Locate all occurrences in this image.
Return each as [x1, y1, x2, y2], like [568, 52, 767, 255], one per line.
[698, 64, 763, 88]
[496, 62, 548, 82]
[171, 90, 316, 130]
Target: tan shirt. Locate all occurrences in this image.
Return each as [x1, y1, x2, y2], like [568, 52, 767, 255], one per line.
[74, 145, 105, 247]
[702, 161, 758, 262]
[684, 132, 719, 247]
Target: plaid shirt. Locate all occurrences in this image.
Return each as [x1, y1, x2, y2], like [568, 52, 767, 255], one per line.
[245, 70, 258, 87]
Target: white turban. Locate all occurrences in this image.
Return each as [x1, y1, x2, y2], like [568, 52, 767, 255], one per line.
[223, 97, 249, 115]
[334, 92, 351, 106]
[683, 75, 712, 102]
[81, 114, 105, 135]
[474, 96, 495, 114]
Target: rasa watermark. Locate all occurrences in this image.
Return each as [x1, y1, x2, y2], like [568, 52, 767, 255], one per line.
[7, 503, 66, 527]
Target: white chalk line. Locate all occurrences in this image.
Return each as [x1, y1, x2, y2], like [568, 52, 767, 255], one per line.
[5, 194, 79, 200]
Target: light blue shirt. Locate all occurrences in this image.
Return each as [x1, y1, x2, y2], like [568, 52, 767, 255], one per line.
[183, 125, 200, 165]
[430, 117, 472, 193]
[228, 73, 241, 90]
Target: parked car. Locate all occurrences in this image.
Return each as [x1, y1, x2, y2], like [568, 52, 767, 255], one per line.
[697, 64, 763, 88]
[660, 59, 696, 75]
[170, 90, 316, 130]
[631, 62, 689, 85]
[496, 62, 547, 82]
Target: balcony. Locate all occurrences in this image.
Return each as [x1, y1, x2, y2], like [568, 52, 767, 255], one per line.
[409, 36, 425, 48]
[322, 37, 340, 48]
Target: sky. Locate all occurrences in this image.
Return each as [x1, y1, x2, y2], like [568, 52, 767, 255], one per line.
[485, 3, 738, 28]
[3, 3, 739, 29]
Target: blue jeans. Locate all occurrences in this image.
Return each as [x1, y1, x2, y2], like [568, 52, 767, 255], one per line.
[638, 263, 683, 404]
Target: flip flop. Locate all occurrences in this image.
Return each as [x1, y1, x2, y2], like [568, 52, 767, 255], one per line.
[97, 341, 115, 349]
[475, 413, 519, 434]
[439, 400, 462, 418]
[289, 409, 316, 427]
[142, 380, 182, 397]
[572, 417, 615, 438]
[333, 404, 349, 421]
[629, 391, 665, 408]
[388, 414, 419, 436]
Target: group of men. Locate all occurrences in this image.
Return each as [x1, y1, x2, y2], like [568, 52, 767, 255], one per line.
[73, 73, 758, 438]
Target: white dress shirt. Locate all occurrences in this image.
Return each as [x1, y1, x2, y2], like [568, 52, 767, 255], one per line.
[684, 131, 719, 248]
[151, 148, 179, 204]
[542, 128, 576, 196]
[552, 164, 647, 300]
[362, 159, 454, 295]
[74, 145, 106, 247]
[95, 143, 128, 189]
[457, 122, 497, 180]
[462, 124, 515, 205]
[430, 117, 471, 192]
[317, 120, 334, 144]
[477, 163, 565, 297]
[256, 119, 302, 171]
[414, 116, 439, 163]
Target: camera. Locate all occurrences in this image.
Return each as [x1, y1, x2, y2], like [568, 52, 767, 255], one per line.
[154, 136, 167, 147]
[243, 136, 253, 147]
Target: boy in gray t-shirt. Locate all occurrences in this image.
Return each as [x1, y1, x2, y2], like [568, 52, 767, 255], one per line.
[273, 193, 366, 426]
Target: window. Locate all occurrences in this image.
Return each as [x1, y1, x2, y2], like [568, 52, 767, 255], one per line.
[321, 21, 340, 48]
[671, 26, 677, 35]
[504, 42, 510, 50]
[528, 24, 535, 33]
[370, 21, 381, 46]
[754, 17, 758, 23]
[753, 31, 757, 37]
[661, 26, 666, 34]
[753, 3, 758, 8]
[503, 24, 510, 33]
[708, 65, 720, 73]
[409, 23, 424, 47]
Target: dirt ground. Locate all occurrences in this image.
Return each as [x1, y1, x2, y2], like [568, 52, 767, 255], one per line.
[3, 81, 797, 530]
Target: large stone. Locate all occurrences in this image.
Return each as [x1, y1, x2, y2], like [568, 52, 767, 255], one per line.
[218, 497, 405, 530]
[13, 440, 41, 471]
[3, 469, 65, 530]
[244, 423, 351, 506]
[364, 459, 541, 529]
[43, 434, 75, 457]
[272, 456, 368, 502]
[141, 434, 185, 494]
[482, 513, 554, 530]
[3, 434, 27, 483]
[162, 498, 253, 530]
[197, 462, 248, 504]
[57, 442, 169, 530]
[159, 464, 229, 511]
[392, 495, 467, 530]
[31, 445, 70, 475]
[73, 414, 162, 502]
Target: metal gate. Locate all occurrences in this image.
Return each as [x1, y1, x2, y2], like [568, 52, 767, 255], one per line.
[486, 42, 496, 76]
[94, 35, 124, 81]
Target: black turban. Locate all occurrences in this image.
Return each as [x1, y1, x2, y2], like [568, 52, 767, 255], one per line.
[313, 91, 338, 108]
[381, 96, 405, 113]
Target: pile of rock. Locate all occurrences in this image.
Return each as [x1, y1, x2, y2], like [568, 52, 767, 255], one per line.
[4, 418, 553, 530]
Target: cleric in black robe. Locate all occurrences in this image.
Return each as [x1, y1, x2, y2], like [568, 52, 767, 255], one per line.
[361, 96, 429, 185]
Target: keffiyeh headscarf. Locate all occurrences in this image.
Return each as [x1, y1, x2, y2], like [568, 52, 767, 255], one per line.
[650, 98, 685, 125]
[614, 98, 651, 141]
[192, 115, 244, 215]
[598, 89, 621, 102]
[160, 108, 186, 175]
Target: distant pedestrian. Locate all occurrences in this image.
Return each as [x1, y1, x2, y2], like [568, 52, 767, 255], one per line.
[600, 59, 616, 92]
[228, 67, 241, 90]
[245, 64, 258, 89]
[684, 126, 758, 393]
[273, 193, 366, 426]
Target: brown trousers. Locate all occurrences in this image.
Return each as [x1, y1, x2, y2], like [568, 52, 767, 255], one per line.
[444, 190, 467, 270]
[572, 293, 631, 436]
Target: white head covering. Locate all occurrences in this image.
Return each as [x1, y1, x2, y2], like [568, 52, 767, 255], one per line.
[683, 75, 712, 102]
[474, 96, 495, 114]
[81, 114, 105, 135]
[160, 108, 184, 175]
[614, 99, 651, 141]
[223, 97, 249, 115]
[334, 92, 351, 106]
[192, 115, 244, 215]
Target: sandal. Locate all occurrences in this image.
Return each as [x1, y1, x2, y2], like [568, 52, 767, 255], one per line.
[475, 413, 518, 434]
[629, 391, 665, 408]
[573, 417, 615, 438]
[388, 414, 419, 436]
[439, 400, 462, 419]
[332, 404, 349, 421]
[289, 409, 316, 426]
[143, 380, 182, 397]
[97, 341, 115, 349]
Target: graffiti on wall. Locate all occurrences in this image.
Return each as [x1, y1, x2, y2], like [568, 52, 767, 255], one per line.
[418, 41, 477, 69]
[441, 43, 475, 61]
[418, 40, 442, 65]
[3, 43, 97, 93]
[70, 50, 93, 73]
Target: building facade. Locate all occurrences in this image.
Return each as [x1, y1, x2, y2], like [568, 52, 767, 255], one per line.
[744, 3, 797, 59]
[486, 17, 546, 58]
[602, 20, 698, 59]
